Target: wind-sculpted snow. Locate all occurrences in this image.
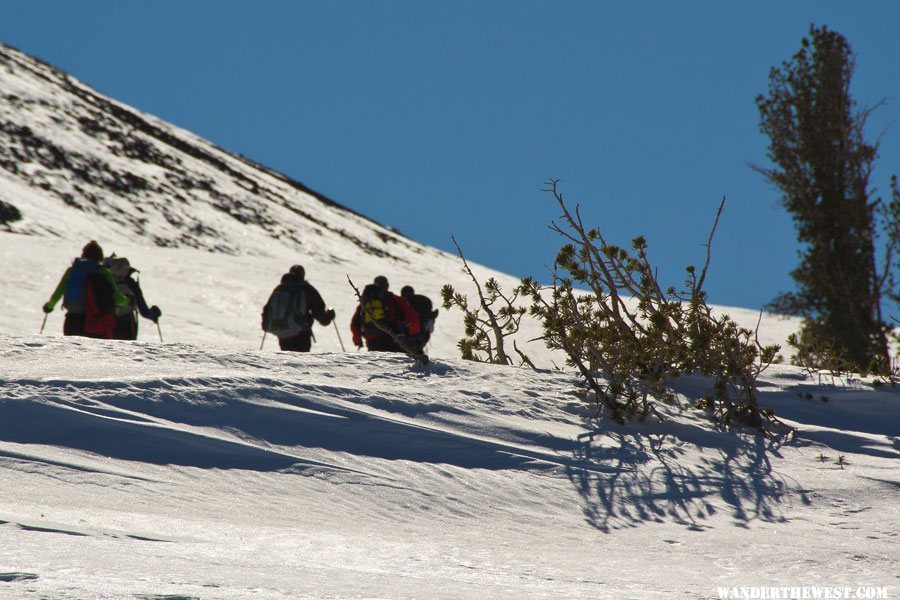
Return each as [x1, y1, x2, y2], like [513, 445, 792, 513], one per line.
[0, 336, 597, 473]
[2, 375, 576, 473]
[1, 334, 898, 597]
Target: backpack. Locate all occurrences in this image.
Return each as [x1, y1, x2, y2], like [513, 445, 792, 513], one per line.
[263, 283, 308, 338]
[422, 313, 436, 334]
[360, 284, 390, 338]
[62, 258, 98, 313]
[409, 295, 436, 334]
[83, 272, 116, 338]
[104, 256, 137, 317]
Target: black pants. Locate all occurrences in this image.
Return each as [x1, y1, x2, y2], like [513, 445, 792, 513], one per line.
[407, 332, 430, 350]
[278, 332, 313, 352]
[366, 334, 404, 353]
[63, 312, 86, 336]
[62, 313, 107, 339]
[113, 315, 138, 340]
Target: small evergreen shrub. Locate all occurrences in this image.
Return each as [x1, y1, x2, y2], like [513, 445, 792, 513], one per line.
[441, 236, 533, 367]
[522, 180, 785, 432]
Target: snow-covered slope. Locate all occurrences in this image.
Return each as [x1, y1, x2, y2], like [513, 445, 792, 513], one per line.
[1, 336, 897, 598]
[0, 41, 796, 357]
[3, 43, 895, 599]
[0, 40, 522, 356]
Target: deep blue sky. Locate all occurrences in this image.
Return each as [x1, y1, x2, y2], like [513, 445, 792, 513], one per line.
[3, 1, 899, 310]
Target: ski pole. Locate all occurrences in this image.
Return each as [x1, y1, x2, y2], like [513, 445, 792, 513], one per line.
[333, 320, 346, 352]
[156, 321, 164, 343]
[260, 331, 267, 350]
[39, 313, 48, 334]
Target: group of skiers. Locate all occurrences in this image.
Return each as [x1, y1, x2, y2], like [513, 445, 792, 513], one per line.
[43, 241, 439, 354]
[261, 269, 438, 354]
[349, 275, 438, 353]
[42, 240, 161, 340]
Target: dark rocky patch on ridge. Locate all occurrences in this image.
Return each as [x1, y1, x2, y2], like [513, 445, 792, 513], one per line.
[0, 43, 412, 259]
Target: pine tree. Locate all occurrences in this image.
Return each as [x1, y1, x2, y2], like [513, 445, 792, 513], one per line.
[755, 24, 899, 372]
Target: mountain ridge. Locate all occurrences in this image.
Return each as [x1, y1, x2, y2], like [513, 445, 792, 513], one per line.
[0, 42, 416, 260]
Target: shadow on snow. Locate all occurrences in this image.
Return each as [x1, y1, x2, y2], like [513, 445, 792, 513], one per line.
[1, 377, 585, 473]
[565, 417, 803, 533]
[565, 371, 900, 533]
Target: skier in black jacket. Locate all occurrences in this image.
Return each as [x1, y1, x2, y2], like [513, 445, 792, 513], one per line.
[261, 265, 335, 352]
[103, 255, 161, 340]
[400, 285, 438, 349]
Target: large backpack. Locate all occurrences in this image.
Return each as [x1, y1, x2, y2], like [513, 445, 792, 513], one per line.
[62, 258, 98, 313]
[104, 256, 137, 317]
[83, 272, 116, 338]
[410, 295, 436, 334]
[263, 283, 308, 338]
[360, 284, 390, 338]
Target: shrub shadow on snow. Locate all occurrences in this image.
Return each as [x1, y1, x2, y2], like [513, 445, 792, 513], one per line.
[565, 369, 900, 533]
[566, 417, 797, 533]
